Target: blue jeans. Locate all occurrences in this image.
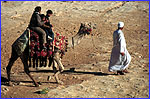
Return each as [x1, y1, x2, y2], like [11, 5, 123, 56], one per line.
[45, 28, 54, 42]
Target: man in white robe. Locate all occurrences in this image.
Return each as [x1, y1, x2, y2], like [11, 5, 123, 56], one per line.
[108, 22, 131, 75]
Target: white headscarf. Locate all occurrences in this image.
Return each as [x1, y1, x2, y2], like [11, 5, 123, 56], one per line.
[118, 22, 124, 28]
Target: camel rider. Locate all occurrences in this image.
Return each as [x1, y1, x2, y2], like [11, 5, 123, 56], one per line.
[40, 14, 53, 41]
[44, 10, 54, 41]
[40, 14, 51, 29]
[28, 6, 47, 49]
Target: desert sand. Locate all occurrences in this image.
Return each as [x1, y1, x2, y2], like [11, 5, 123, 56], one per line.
[1, 1, 149, 98]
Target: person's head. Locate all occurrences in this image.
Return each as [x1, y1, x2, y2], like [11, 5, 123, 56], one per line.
[118, 22, 124, 30]
[46, 10, 53, 17]
[40, 14, 46, 21]
[35, 6, 41, 13]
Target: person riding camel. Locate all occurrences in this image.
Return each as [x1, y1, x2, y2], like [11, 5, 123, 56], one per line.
[40, 14, 51, 29]
[40, 14, 53, 41]
[28, 6, 47, 50]
[44, 10, 54, 41]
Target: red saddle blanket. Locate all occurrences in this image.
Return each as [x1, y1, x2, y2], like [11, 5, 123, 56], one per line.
[29, 30, 68, 58]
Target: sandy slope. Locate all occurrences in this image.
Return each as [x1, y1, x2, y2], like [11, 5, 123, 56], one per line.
[1, 1, 149, 98]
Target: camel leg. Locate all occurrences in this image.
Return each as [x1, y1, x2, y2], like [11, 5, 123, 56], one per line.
[54, 52, 64, 72]
[53, 52, 64, 84]
[20, 53, 39, 87]
[33, 56, 36, 68]
[6, 48, 18, 86]
[48, 56, 53, 67]
[44, 57, 47, 67]
[53, 60, 62, 84]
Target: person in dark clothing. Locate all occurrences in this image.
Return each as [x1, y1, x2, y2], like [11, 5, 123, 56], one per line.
[40, 14, 53, 41]
[44, 10, 54, 41]
[28, 6, 47, 49]
[40, 14, 51, 29]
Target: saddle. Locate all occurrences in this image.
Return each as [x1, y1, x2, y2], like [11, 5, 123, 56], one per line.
[29, 29, 68, 68]
[12, 28, 29, 56]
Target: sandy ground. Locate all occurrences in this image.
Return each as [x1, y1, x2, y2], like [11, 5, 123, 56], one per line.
[1, 1, 149, 98]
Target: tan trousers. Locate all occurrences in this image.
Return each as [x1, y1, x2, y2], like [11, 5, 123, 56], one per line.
[30, 27, 47, 44]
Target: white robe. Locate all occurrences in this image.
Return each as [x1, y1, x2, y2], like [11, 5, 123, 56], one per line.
[109, 29, 131, 72]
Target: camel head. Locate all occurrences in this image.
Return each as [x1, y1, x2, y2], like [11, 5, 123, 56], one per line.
[78, 22, 96, 35]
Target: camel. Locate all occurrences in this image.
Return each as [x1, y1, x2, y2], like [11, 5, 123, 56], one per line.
[6, 22, 96, 87]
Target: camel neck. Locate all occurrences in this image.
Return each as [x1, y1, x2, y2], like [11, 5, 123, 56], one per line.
[67, 30, 86, 48]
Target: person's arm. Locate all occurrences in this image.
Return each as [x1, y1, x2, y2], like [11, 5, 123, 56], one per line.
[36, 14, 45, 27]
[42, 24, 51, 28]
[119, 32, 125, 56]
[46, 17, 53, 27]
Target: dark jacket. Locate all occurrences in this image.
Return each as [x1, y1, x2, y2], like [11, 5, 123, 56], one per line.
[45, 15, 53, 28]
[29, 12, 45, 28]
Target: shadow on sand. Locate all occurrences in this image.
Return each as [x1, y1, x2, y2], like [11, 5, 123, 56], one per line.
[1, 68, 117, 87]
[29, 67, 117, 76]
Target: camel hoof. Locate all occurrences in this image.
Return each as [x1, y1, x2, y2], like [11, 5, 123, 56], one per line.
[34, 81, 42, 87]
[8, 81, 13, 86]
[57, 81, 64, 85]
[38, 81, 42, 85]
[35, 84, 40, 87]
[47, 76, 51, 81]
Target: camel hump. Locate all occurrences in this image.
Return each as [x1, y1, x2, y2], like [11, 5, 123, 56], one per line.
[12, 29, 29, 56]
